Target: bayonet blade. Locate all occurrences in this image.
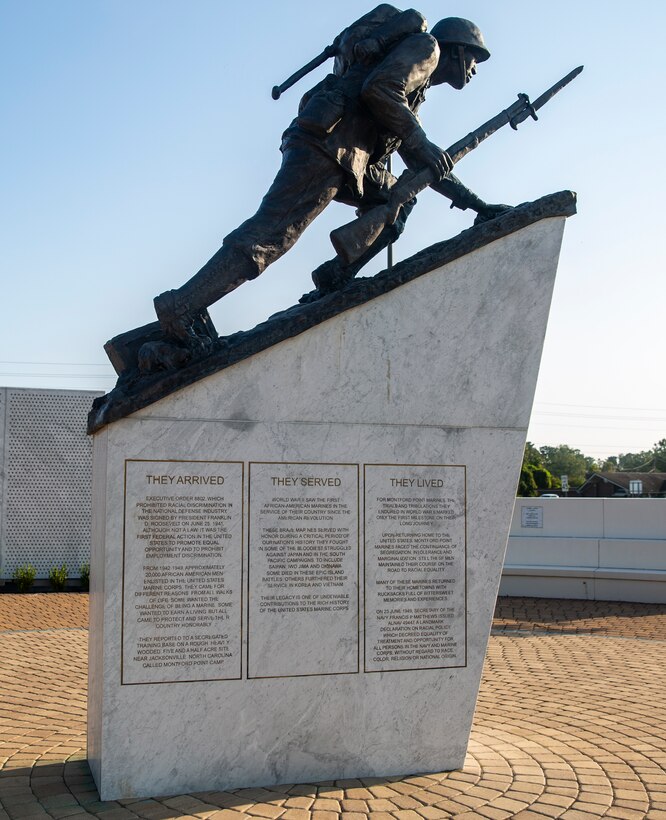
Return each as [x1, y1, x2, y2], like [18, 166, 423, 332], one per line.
[532, 64, 584, 112]
[513, 65, 584, 127]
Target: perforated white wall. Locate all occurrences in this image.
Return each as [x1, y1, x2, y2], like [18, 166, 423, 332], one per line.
[0, 388, 103, 579]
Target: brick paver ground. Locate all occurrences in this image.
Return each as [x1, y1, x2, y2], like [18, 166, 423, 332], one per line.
[0, 594, 88, 633]
[1, 594, 665, 820]
[493, 598, 666, 640]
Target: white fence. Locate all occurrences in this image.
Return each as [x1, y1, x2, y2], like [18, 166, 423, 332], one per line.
[501, 498, 666, 603]
[0, 387, 102, 581]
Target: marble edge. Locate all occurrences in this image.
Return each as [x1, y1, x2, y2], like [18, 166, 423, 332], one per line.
[88, 190, 576, 435]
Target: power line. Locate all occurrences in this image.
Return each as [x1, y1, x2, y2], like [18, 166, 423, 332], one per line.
[529, 421, 665, 431]
[535, 401, 666, 412]
[534, 410, 666, 422]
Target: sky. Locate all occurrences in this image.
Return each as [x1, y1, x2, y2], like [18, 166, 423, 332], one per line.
[2, 0, 665, 462]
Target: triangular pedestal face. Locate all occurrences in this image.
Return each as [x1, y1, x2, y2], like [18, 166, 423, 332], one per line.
[89, 200, 571, 800]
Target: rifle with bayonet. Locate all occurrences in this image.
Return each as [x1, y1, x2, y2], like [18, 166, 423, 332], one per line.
[330, 65, 584, 266]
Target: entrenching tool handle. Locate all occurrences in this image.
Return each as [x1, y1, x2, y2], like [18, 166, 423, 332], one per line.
[272, 44, 337, 99]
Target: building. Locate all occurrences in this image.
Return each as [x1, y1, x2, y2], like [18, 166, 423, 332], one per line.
[578, 471, 666, 498]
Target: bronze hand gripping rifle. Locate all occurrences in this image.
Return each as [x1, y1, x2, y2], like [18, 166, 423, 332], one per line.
[330, 65, 584, 265]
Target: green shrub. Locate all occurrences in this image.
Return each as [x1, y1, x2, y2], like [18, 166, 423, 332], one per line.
[48, 564, 68, 592]
[531, 466, 554, 490]
[13, 564, 37, 593]
[80, 561, 90, 591]
[518, 466, 538, 497]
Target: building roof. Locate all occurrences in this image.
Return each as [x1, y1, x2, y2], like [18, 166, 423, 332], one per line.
[579, 472, 666, 494]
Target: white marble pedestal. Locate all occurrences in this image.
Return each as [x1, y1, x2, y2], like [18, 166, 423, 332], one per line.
[89, 209, 569, 799]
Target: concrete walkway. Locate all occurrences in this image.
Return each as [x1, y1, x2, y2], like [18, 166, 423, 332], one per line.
[1, 594, 665, 820]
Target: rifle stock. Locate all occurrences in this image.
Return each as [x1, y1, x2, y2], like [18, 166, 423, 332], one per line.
[330, 168, 431, 262]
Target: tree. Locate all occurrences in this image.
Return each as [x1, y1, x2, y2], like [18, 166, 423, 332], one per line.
[539, 445, 598, 487]
[518, 442, 556, 496]
[524, 441, 543, 468]
[653, 439, 666, 471]
[516, 436, 666, 497]
[617, 449, 653, 471]
[518, 466, 538, 497]
[531, 467, 554, 490]
[617, 439, 666, 472]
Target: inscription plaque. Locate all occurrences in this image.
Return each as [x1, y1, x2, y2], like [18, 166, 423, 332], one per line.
[248, 462, 359, 678]
[121, 459, 243, 684]
[521, 506, 543, 528]
[364, 464, 467, 672]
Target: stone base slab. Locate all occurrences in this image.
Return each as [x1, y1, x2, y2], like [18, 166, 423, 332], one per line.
[89, 214, 569, 799]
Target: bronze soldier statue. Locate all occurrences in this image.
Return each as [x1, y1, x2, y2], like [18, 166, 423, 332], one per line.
[154, 6, 511, 347]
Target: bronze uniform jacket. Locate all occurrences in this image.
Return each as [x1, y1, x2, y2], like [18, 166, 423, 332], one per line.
[282, 31, 441, 199]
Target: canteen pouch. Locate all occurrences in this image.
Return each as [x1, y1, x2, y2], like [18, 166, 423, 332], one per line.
[296, 76, 346, 136]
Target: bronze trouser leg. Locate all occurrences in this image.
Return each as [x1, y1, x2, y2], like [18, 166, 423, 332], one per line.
[312, 163, 417, 292]
[169, 145, 345, 315]
[345, 197, 416, 276]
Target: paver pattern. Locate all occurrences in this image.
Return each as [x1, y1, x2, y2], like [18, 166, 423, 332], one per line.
[1, 594, 665, 820]
[493, 598, 666, 640]
[0, 594, 88, 633]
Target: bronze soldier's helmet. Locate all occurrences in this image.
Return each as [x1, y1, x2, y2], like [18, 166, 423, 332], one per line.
[430, 17, 490, 62]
